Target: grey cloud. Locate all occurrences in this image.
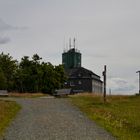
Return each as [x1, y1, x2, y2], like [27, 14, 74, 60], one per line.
[0, 19, 14, 44]
[0, 36, 10, 44]
[114, 86, 135, 92]
[108, 77, 136, 94]
[0, 18, 28, 32]
[0, 18, 17, 31]
[0, 18, 28, 44]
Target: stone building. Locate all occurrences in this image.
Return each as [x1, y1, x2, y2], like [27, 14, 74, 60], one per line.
[62, 39, 103, 93]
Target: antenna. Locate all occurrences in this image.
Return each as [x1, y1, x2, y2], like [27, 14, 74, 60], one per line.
[66, 43, 68, 51]
[63, 37, 65, 52]
[69, 38, 71, 50]
[73, 38, 76, 49]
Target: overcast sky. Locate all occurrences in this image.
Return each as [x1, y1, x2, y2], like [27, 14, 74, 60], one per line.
[0, 0, 140, 94]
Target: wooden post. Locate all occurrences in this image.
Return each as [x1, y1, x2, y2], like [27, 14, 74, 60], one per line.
[136, 71, 140, 94]
[103, 65, 106, 103]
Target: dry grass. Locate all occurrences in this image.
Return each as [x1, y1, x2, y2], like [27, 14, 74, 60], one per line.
[9, 93, 48, 98]
[70, 93, 140, 140]
[0, 100, 21, 136]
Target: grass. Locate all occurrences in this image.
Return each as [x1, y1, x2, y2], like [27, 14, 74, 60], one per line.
[70, 93, 140, 140]
[8, 93, 48, 98]
[0, 92, 48, 136]
[0, 99, 21, 137]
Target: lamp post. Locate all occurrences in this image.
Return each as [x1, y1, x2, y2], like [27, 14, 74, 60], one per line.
[136, 71, 140, 94]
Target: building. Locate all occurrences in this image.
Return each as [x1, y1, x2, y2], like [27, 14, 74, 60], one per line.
[62, 38, 103, 93]
[62, 48, 81, 69]
[62, 38, 81, 69]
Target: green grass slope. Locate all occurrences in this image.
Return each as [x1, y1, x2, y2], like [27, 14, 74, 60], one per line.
[70, 94, 140, 140]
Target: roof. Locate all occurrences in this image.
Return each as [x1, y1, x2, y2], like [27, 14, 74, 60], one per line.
[65, 67, 102, 82]
[63, 48, 81, 54]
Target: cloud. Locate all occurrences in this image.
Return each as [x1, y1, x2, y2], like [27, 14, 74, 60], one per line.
[0, 36, 10, 44]
[0, 18, 17, 31]
[0, 18, 28, 44]
[0, 18, 28, 31]
[108, 77, 136, 94]
[0, 18, 16, 44]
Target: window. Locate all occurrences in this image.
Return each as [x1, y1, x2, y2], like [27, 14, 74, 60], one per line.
[70, 81, 75, 86]
[78, 81, 82, 85]
[64, 82, 67, 85]
[78, 73, 82, 77]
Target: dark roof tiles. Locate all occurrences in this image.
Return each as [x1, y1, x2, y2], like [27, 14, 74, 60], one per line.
[65, 67, 102, 82]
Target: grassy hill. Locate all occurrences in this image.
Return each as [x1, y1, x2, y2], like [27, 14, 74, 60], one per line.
[70, 94, 140, 140]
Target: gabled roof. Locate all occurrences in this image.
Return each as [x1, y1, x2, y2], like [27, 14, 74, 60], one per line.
[65, 67, 102, 82]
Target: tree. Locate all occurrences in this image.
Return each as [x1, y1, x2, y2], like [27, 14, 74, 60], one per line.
[17, 54, 43, 93]
[41, 62, 54, 93]
[0, 53, 17, 91]
[0, 53, 67, 93]
[0, 67, 7, 89]
[41, 63, 67, 94]
[31, 54, 42, 92]
[54, 64, 67, 88]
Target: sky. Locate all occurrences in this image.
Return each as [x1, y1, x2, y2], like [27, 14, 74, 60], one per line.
[0, 0, 140, 94]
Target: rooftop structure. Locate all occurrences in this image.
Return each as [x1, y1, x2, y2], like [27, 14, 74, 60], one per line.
[62, 38, 81, 69]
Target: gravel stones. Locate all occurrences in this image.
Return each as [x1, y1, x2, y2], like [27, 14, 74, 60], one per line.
[3, 98, 116, 140]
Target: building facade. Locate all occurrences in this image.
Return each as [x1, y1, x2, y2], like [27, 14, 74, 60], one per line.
[62, 39, 103, 93]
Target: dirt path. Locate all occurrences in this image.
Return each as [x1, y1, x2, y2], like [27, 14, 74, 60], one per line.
[2, 98, 115, 140]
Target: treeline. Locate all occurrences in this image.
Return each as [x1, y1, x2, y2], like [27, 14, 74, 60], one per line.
[0, 53, 66, 94]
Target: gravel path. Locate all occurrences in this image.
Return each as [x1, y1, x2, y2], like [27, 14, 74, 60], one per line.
[2, 98, 116, 140]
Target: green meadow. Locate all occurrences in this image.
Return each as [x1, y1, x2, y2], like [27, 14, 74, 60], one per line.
[70, 94, 140, 140]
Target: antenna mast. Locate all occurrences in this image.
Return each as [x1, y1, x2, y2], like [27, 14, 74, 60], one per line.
[73, 38, 76, 50]
[63, 37, 65, 52]
[69, 38, 71, 50]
